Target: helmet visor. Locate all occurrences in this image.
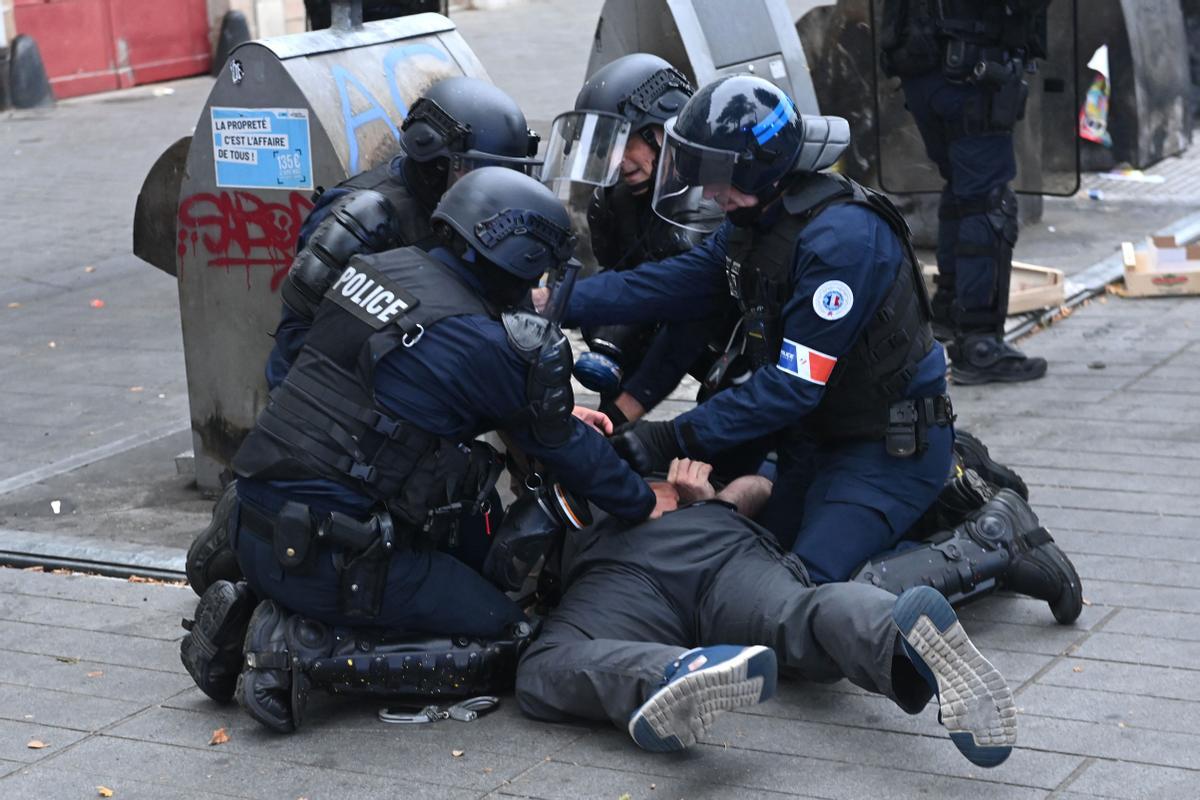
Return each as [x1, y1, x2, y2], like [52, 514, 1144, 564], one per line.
[447, 151, 544, 187]
[539, 111, 632, 188]
[652, 119, 739, 234]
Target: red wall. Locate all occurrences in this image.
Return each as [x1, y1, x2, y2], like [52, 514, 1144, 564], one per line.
[13, 0, 212, 99]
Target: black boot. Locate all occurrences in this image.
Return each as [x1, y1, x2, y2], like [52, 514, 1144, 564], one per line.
[853, 489, 1083, 624]
[954, 431, 1029, 500]
[237, 600, 297, 733]
[951, 334, 1047, 386]
[180, 580, 256, 703]
[186, 481, 244, 596]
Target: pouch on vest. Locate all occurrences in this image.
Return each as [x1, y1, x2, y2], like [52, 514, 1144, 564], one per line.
[274, 502, 315, 572]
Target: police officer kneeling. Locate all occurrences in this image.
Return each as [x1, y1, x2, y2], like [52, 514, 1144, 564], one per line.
[180, 168, 660, 733]
[544, 76, 1078, 620]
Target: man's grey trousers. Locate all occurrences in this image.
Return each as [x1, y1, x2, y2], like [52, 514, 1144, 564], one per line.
[515, 502, 932, 728]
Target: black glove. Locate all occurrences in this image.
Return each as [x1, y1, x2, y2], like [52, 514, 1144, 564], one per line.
[611, 419, 682, 476]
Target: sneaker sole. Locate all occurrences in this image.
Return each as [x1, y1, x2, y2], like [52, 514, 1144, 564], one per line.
[894, 587, 1016, 768]
[628, 645, 777, 753]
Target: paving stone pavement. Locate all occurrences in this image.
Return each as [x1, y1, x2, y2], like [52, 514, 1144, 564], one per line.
[0, 288, 1196, 799]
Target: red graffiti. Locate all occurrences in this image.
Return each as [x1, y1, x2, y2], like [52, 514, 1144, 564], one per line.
[177, 191, 314, 291]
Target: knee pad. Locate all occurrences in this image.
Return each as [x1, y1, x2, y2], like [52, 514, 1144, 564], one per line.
[306, 621, 536, 701]
[573, 351, 623, 395]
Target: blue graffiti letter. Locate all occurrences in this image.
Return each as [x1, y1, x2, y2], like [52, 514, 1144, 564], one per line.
[331, 65, 400, 173]
[382, 44, 451, 121]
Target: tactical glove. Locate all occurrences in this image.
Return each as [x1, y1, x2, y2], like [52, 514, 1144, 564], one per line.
[611, 419, 683, 476]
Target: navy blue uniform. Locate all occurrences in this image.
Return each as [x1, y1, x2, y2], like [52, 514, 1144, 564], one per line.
[901, 72, 1017, 323]
[237, 248, 655, 637]
[565, 204, 953, 582]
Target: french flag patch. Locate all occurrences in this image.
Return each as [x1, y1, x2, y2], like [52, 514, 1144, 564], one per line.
[776, 338, 837, 385]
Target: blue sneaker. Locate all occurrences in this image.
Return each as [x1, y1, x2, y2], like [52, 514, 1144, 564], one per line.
[893, 586, 1017, 768]
[628, 645, 777, 753]
[573, 352, 623, 395]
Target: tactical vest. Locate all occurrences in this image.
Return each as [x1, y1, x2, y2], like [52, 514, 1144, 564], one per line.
[234, 247, 498, 532]
[880, 0, 1049, 78]
[587, 182, 706, 271]
[723, 173, 935, 442]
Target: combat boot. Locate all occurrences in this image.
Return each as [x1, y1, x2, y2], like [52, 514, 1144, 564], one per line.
[853, 489, 1083, 624]
[180, 580, 256, 703]
[185, 481, 244, 596]
[954, 431, 1029, 500]
[951, 333, 1047, 385]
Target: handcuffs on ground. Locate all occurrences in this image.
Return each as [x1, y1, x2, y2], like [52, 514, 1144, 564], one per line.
[377, 695, 500, 724]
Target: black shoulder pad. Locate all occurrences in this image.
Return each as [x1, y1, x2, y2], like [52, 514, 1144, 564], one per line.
[782, 173, 854, 218]
[502, 311, 553, 360]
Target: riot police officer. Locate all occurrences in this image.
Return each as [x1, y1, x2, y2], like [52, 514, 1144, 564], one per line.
[541, 54, 727, 426]
[181, 168, 664, 733]
[880, 0, 1051, 384]
[185, 77, 543, 596]
[535, 75, 1079, 622]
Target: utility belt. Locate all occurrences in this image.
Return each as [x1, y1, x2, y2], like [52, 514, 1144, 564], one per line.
[807, 394, 954, 458]
[239, 498, 402, 618]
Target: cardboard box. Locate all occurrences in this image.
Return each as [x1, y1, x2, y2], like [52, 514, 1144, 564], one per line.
[1121, 236, 1200, 297]
[921, 261, 1065, 315]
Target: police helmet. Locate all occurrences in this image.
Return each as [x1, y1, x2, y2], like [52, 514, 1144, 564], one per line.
[652, 75, 849, 232]
[432, 167, 577, 283]
[541, 54, 693, 188]
[401, 77, 541, 180]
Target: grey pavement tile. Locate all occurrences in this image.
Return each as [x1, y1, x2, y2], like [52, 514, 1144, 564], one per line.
[0, 718, 90, 764]
[1078, 579, 1200, 614]
[0, 649, 193, 703]
[1020, 466, 1199, 496]
[952, 423, 1200, 460]
[0, 619, 182, 673]
[1100, 607, 1200, 641]
[1070, 631, 1200, 671]
[0, 683, 145, 732]
[1060, 759, 1200, 800]
[955, 593, 1101, 632]
[0, 766, 246, 800]
[0, 592, 185, 641]
[1019, 713, 1200, 771]
[1126, 376, 1200, 394]
[114, 698, 596, 763]
[1007, 448, 1200, 479]
[52, 735, 503, 799]
[0, 568, 195, 613]
[1026, 486, 1200, 518]
[958, 617, 1090, 657]
[1038, 658, 1200, 703]
[1053, 530, 1200, 563]
[98, 702, 546, 792]
[504, 742, 1051, 800]
[1018, 682, 1200, 737]
[1037, 507, 1200, 539]
[1072, 554, 1200, 590]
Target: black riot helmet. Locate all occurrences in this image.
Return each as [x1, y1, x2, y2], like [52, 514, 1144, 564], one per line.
[540, 54, 693, 188]
[652, 75, 850, 232]
[432, 167, 577, 286]
[400, 77, 542, 202]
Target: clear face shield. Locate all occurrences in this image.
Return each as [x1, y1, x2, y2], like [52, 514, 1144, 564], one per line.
[651, 119, 740, 234]
[539, 111, 633, 188]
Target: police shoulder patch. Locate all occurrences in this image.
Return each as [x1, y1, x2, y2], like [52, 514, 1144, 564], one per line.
[812, 280, 854, 321]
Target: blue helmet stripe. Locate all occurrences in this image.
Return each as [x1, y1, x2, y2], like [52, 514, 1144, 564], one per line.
[751, 96, 796, 145]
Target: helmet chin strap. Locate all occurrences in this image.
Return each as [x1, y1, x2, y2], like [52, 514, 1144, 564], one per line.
[727, 172, 802, 227]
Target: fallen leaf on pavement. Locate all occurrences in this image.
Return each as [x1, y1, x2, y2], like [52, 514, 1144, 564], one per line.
[84, 266, 96, 273]
[1082, 597, 1092, 606]
[1072, 666, 1084, 673]
[90, 299, 106, 309]
[129, 386, 144, 393]
[209, 727, 230, 746]
[86, 671, 104, 678]
[97, 787, 114, 798]
[26, 740, 47, 749]
[23, 566, 44, 572]
[451, 749, 464, 758]
[7, 302, 19, 308]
